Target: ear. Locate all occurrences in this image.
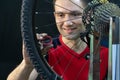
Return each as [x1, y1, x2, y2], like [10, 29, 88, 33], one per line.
[53, 12, 56, 17]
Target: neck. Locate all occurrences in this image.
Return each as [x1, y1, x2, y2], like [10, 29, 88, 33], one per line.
[62, 36, 87, 54]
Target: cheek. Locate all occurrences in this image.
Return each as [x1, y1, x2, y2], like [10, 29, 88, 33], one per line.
[75, 20, 85, 31]
[56, 20, 63, 28]
[56, 22, 62, 27]
[56, 23, 62, 32]
[55, 18, 62, 26]
[74, 19, 83, 27]
[76, 18, 83, 23]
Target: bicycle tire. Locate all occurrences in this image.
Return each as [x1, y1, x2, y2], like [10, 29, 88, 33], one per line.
[21, 0, 62, 79]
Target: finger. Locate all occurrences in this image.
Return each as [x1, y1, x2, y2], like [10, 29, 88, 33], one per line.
[38, 41, 44, 49]
[22, 42, 33, 65]
[44, 44, 53, 49]
[41, 44, 53, 55]
[36, 33, 48, 40]
[22, 42, 29, 58]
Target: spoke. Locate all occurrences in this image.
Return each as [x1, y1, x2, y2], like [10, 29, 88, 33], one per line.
[50, 39, 82, 67]
[34, 0, 84, 29]
[50, 41, 73, 68]
[44, 0, 72, 12]
[75, 61, 89, 80]
[35, 12, 54, 14]
[69, 0, 84, 10]
[35, 15, 82, 28]
[61, 56, 74, 78]
[33, 0, 98, 79]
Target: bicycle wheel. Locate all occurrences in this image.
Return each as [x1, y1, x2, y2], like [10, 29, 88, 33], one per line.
[21, 0, 106, 80]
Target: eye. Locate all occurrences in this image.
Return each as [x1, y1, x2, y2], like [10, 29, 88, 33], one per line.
[71, 12, 83, 17]
[55, 12, 65, 18]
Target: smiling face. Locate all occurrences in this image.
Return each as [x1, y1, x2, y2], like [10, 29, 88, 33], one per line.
[54, 0, 86, 40]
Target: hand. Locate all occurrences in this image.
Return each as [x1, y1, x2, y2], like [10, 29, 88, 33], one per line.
[22, 33, 53, 66]
[22, 42, 33, 66]
[36, 33, 53, 55]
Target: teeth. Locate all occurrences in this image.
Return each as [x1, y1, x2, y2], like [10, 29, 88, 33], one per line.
[63, 28, 76, 30]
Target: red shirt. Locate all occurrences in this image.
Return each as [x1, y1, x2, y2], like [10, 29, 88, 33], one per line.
[48, 35, 108, 80]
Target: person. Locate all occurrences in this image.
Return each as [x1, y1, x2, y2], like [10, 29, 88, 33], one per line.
[7, 0, 120, 80]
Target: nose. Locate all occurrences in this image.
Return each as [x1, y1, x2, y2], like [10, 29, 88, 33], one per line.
[64, 20, 73, 26]
[63, 15, 73, 26]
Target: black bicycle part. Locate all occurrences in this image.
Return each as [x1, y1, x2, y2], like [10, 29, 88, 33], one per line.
[21, 0, 62, 79]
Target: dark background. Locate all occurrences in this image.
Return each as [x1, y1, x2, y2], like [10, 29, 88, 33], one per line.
[0, 0, 119, 80]
[0, 0, 22, 80]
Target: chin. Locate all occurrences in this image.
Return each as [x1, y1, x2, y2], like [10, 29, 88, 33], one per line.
[63, 34, 80, 40]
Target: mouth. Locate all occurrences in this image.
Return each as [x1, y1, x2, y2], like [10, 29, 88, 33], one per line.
[62, 27, 77, 34]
